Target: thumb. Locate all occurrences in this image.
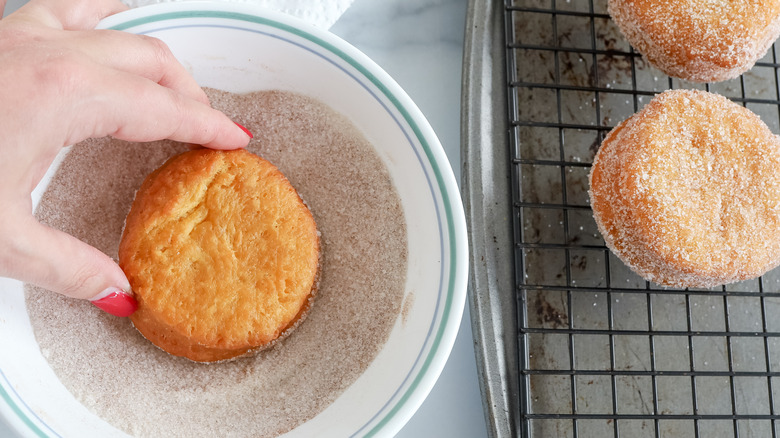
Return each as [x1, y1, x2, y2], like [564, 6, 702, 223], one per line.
[2, 217, 137, 317]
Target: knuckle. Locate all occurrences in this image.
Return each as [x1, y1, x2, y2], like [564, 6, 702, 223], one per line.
[166, 92, 189, 134]
[0, 23, 39, 50]
[0, 25, 88, 97]
[140, 34, 175, 69]
[0, 214, 28, 278]
[59, 262, 102, 298]
[0, 234, 20, 279]
[35, 53, 87, 96]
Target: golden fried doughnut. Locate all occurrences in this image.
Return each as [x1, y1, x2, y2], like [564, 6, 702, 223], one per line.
[608, 0, 780, 82]
[589, 89, 780, 288]
[119, 149, 320, 362]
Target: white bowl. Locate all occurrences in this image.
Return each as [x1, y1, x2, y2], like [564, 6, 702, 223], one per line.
[0, 2, 468, 437]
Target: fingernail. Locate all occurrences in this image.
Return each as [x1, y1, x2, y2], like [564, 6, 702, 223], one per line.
[89, 287, 138, 317]
[234, 122, 253, 139]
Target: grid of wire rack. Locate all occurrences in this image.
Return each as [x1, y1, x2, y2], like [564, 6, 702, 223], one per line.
[506, 1, 780, 437]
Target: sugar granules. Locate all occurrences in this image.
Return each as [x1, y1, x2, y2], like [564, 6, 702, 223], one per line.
[25, 89, 408, 437]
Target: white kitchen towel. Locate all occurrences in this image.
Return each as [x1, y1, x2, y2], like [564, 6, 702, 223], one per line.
[121, 0, 355, 29]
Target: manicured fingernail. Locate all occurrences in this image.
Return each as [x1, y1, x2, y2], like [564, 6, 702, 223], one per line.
[234, 122, 253, 139]
[89, 287, 138, 317]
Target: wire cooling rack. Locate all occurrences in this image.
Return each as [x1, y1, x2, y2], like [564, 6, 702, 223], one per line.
[506, 1, 780, 437]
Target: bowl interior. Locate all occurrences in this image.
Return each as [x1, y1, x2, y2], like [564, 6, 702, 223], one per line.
[0, 3, 468, 437]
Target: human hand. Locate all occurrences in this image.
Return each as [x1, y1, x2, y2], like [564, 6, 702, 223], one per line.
[0, 0, 252, 316]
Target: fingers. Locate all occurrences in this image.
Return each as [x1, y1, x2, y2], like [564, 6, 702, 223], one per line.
[13, 0, 128, 30]
[3, 1, 246, 148]
[66, 29, 211, 105]
[0, 216, 137, 316]
[81, 66, 251, 149]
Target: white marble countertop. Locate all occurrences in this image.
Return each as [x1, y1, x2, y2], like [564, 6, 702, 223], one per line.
[0, 0, 487, 436]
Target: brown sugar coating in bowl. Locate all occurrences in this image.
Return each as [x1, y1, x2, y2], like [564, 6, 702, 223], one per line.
[608, 0, 780, 82]
[589, 89, 780, 288]
[119, 148, 320, 362]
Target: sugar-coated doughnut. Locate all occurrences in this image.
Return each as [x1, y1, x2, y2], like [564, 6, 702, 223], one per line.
[608, 0, 780, 82]
[589, 89, 780, 288]
[119, 149, 320, 362]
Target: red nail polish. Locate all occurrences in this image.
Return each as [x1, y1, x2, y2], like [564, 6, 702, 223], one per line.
[90, 288, 138, 317]
[234, 122, 253, 139]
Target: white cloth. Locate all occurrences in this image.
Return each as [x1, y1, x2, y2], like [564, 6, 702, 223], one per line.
[121, 0, 356, 29]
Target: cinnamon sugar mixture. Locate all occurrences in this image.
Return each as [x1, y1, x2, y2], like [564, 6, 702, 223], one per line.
[25, 90, 408, 437]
